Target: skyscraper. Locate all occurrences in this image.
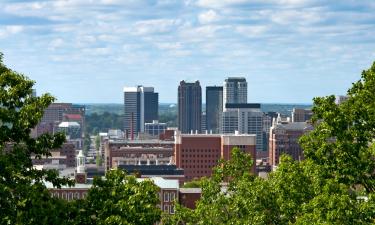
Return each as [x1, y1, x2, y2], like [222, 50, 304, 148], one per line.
[178, 81, 202, 134]
[124, 86, 158, 139]
[223, 77, 247, 110]
[206, 86, 223, 134]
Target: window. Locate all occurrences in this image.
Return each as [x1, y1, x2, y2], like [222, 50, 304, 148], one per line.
[164, 192, 169, 202]
[170, 205, 175, 214]
[170, 192, 176, 202]
[164, 205, 169, 212]
[75, 192, 80, 199]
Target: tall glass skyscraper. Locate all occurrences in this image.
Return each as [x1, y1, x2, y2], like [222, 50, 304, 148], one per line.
[206, 86, 223, 134]
[123, 86, 158, 139]
[178, 81, 202, 134]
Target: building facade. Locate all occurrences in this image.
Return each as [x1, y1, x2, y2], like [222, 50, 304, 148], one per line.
[223, 77, 247, 111]
[178, 81, 202, 134]
[291, 108, 313, 122]
[104, 139, 174, 171]
[35, 103, 85, 138]
[145, 120, 167, 137]
[222, 103, 263, 152]
[206, 86, 223, 134]
[269, 115, 313, 167]
[123, 86, 158, 139]
[174, 131, 256, 181]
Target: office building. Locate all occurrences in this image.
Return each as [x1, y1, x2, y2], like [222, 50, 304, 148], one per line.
[269, 114, 313, 167]
[174, 131, 256, 181]
[206, 86, 223, 134]
[222, 103, 263, 151]
[223, 77, 247, 110]
[178, 81, 202, 134]
[123, 86, 158, 139]
[291, 108, 313, 122]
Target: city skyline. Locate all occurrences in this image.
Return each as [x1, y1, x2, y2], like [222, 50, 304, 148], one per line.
[1, 1, 375, 103]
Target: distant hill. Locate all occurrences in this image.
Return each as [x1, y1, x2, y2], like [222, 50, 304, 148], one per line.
[83, 103, 312, 116]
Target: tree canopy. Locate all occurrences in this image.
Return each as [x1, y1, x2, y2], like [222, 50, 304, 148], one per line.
[0, 52, 73, 224]
[70, 170, 162, 225]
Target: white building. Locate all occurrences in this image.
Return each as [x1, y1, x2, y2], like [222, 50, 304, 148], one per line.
[222, 103, 263, 151]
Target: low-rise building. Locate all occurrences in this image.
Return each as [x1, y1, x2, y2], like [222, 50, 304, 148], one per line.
[269, 114, 313, 168]
[174, 131, 256, 181]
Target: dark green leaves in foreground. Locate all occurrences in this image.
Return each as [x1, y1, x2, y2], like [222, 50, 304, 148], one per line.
[71, 170, 162, 225]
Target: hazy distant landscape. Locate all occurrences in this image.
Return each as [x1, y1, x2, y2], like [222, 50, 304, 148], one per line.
[84, 103, 312, 116]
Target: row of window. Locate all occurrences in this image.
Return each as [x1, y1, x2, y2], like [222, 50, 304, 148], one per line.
[52, 191, 86, 200]
[181, 149, 219, 153]
[163, 205, 175, 214]
[181, 154, 220, 158]
[163, 192, 176, 202]
[187, 170, 210, 174]
[183, 165, 215, 169]
[182, 159, 218, 164]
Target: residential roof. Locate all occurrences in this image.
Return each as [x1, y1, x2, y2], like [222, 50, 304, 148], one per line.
[139, 177, 179, 189]
[58, 121, 80, 128]
[64, 114, 82, 120]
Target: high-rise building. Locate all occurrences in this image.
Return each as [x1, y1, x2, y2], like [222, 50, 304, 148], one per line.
[222, 103, 263, 151]
[223, 77, 247, 111]
[123, 86, 158, 139]
[291, 108, 313, 122]
[178, 81, 202, 134]
[206, 86, 223, 134]
[269, 114, 313, 167]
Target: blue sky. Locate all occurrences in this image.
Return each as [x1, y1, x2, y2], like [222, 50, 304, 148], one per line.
[1, 0, 374, 103]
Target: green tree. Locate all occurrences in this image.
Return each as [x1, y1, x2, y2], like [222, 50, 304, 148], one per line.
[95, 135, 102, 166]
[83, 132, 91, 155]
[73, 169, 162, 225]
[0, 53, 73, 224]
[300, 62, 375, 192]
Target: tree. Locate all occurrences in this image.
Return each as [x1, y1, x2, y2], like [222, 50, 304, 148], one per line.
[95, 135, 102, 166]
[0, 53, 73, 224]
[73, 169, 162, 225]
[300, 62, 375, 192]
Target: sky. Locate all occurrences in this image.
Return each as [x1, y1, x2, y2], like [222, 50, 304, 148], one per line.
[0, 0, 375, 104]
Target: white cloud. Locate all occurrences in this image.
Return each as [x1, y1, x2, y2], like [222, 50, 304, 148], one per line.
[236, 25, 268, 37]
[0, 25, 24, 38]
[270, 10, 323, 25]
[132, 19, 181, 35]
[196, 0, 249, 9]
[155, 42, 182, 50]
[198, 9, 220, 24]
[48, 38, 64, 50]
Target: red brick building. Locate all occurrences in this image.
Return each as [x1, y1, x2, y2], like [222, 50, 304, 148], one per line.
[174, 131, 256, 181]
[32, 142, 76, 168]
[104, 140, 174, 171]
[269, 115, 313, 167]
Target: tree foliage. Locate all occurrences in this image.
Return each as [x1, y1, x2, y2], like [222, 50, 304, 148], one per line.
[71, 169, 162, 225]
[0, 53, 73, 224]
